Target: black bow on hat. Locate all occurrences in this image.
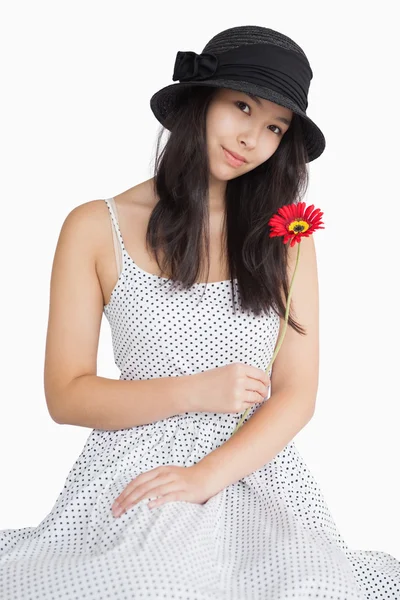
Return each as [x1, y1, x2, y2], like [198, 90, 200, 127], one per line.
[173, 51, 219, 82]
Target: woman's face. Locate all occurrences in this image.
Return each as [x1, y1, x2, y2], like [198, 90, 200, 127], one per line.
[206, 87, 293, 181]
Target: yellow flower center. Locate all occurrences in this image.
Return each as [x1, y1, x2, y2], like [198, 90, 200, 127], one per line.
[288, 219, 310, 234]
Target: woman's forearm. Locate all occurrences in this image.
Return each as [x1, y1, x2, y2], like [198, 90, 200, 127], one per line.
[197, 388, 315, 490]
[49, 373, 195, 430]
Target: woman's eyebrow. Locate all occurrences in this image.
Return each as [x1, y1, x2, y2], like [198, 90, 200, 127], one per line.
[244, 92, 292, 126]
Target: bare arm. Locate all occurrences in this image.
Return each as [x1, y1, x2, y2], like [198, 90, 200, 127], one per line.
[43, 200, 195, 430]
[55, 373, 195, 430]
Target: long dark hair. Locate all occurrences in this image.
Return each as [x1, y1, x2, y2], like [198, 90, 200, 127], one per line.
[147, 85, 309, 335]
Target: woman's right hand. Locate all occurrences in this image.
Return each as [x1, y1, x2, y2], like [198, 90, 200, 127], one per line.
[190, 362, 271, 414]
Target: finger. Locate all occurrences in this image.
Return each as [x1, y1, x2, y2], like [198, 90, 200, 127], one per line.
[113, 468, 163, 508]
[148, 491, 182, 509]
[248, 368, 269, 385]
[113, 479, 176, 517]
[141, 482, 181, 508]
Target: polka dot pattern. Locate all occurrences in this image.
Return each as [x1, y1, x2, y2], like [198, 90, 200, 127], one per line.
[0, 197, 398, 599]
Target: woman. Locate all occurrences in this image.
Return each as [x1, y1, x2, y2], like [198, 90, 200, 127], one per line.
[1, 24, 399, 600]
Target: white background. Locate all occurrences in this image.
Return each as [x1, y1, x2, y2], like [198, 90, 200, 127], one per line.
[0, 0, 399, 561]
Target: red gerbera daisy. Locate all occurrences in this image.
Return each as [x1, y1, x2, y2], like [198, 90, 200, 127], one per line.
[268, 202, 325, 247]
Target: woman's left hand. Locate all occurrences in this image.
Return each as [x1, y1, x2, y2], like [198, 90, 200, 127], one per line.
[111, 463, 221, 517]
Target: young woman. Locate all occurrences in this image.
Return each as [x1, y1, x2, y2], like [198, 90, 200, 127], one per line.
[1, 24, 399, 600]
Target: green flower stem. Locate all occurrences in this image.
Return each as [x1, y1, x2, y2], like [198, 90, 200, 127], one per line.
[230, 241, 302, 438]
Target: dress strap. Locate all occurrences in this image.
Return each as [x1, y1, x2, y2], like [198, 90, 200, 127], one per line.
[104, 197, 126, 276]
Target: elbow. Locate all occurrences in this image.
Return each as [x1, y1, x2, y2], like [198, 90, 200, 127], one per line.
[308, 403, 316, 421]
[45, 385, 70, 425]
[44, 374, 84, 426]
[46, 397, 65, 424]
[306, 394, 317, 420]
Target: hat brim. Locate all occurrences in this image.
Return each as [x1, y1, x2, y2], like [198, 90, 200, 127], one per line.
[150, 79, 325, 163]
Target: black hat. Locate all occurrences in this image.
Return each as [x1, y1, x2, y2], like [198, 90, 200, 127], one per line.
[150, 25, 326, 163]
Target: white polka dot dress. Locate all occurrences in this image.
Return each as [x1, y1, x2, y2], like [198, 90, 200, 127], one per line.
[1, 197, 399, 600]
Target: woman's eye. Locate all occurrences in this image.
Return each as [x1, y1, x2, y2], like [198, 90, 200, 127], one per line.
[235, 101, 282, 135]
[270, 125, 283, 135]
[236, 100, 250, 114]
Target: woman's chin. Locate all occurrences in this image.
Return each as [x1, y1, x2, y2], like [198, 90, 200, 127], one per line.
[209, 165, 242, 182]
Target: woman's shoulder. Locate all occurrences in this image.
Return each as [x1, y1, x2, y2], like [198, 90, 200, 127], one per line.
[62, 199, 113, 260]
[58, 180, 156, 278]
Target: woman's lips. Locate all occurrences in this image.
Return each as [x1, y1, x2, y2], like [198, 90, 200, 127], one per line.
[222, 147, 246, 168]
